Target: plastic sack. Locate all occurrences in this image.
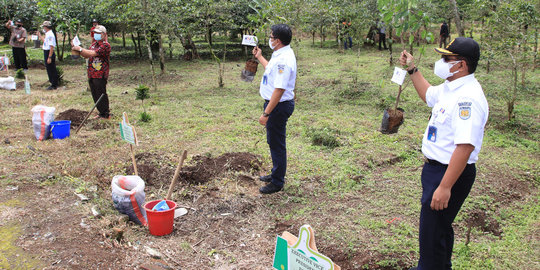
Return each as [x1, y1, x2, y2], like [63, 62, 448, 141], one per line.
[0, 76, 16, 90]
[31, 105, 55, 141]
[111, 175, 147, 226]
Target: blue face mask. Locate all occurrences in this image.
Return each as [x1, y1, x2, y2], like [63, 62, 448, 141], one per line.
[94, 33, 102, 41]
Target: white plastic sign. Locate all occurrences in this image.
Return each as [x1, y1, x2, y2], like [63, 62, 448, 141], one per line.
[72, 36, 81, 46]
[391, 67, 407, 85]
[31, 35, 38, 41]
[241, 35, 258, 46]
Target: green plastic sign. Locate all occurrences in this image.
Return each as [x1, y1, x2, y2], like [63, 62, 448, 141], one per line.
[273, 225, 335, 270]
[119, 112, 138, 145]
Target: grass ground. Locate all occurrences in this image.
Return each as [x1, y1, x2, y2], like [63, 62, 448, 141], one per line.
[0, 35, 538, 269]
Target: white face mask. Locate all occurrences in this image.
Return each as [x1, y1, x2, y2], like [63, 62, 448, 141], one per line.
[269, 38, 276, 50]
[434, 58, 460, 80]
[94, 33, 102, 41]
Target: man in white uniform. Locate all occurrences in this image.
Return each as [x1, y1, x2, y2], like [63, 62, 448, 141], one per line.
[38, 21, 58, 90]
[252, 24, 296, 194]
[400, 37, 489, 270]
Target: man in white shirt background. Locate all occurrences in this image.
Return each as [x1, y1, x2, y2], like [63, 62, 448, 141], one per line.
[37, 20, 58, 90]
[252, 24, 297, 194]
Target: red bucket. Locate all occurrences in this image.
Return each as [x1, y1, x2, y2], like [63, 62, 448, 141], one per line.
[143, 200, 177, 236]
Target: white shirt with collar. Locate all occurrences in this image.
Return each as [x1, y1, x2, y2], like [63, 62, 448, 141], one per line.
[42, 30, 56, 50]
[422, 73, 489, 164]
[259, 45, 296, 102]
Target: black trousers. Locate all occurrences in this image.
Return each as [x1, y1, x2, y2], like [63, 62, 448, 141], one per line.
[379, 33, 387, 50]
[89, 78, 110, 117]
[12, 47, 28, 70]
[43, 50, 58, 87]
[264, 100, 295, 188]
[418, 162, 476, 270]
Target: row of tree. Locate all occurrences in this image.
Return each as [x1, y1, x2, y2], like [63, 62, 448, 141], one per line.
[1, 0, 538, 119]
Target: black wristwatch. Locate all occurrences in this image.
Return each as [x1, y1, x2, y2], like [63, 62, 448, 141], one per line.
[262, 112, 270, 117]
[407, 67, 418, 75]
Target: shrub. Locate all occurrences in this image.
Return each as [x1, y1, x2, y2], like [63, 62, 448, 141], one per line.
[306, 127, 341, 148]
[15, 68, 25, 79]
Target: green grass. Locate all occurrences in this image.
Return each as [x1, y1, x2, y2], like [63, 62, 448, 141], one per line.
[1, 36, 538, 269]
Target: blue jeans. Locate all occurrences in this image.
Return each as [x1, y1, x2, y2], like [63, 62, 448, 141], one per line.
[418, 162, 476, 270]
[344, 36, 352, 49]
[264, 100, 295, 188]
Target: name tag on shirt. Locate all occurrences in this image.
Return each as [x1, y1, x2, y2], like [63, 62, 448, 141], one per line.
[263, 75, 268, 85]
[427, 125, 437, 142]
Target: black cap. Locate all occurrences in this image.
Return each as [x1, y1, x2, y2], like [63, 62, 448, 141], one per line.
[92, 19, 98, 23]
[15, 19, 22, 24]
[434, 37, 480, 62]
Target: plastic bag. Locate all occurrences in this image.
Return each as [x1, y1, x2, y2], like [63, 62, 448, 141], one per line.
[240, 59, 258, 82]
[0, 76, 16, 90]
[31, 105, 55, 141]
[111, 175, 147, 226]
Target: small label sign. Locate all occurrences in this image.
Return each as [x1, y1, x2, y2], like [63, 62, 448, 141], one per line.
[391, 67, 407, 85]
[241, 35, 258, 46]
[119, 112, 138, 146]
[273, 225, 337, 270]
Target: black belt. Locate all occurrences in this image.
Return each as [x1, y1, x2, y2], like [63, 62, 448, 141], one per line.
[425, 158, 447, 166]
[264, 99, 293, 103]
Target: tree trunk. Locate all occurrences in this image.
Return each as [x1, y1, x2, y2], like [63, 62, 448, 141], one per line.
[534, 26, 538, 71]
[142, 0, 157, 91]
[448, 0, 465, 36]
[122, 30, 126, 48]
[207, 26, 212, 47]
[168, 33, 173, 59]
[131, 33, 138, 57]
[60, 32, 66, 61]
[388, 26, 393, 65]
[137, 31, 142, 58]
[312, 31, 315, 46]
[158, 34, 165, 74]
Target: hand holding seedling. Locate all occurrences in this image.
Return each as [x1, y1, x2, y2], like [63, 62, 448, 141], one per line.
[252, 46, 262, 59]
[400, 50, 415, 71]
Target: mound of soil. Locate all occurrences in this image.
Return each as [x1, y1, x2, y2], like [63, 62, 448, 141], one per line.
[125, 153, 176, 187]
[381, 108, 404, 134]
[125, 152, 262, 187]
[181, 152, 262, 184]
[57, 109, 88, 128]
[319, 246, 410, 270]
[465, 209, 502, 236]
[15, 81, 24, 90]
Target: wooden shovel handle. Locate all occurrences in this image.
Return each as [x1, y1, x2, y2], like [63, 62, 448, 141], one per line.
[166, 150, 188, 200]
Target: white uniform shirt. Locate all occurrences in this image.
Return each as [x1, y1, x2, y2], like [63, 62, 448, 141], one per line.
[42, 30, 56, 50]
[259, 45, 296, 102]
[422, 74, 489, 164]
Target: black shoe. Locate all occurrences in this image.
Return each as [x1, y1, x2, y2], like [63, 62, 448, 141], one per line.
[259, 175, 272, 183]
[46, 86, 56, 90]
[259, 183, 282, 194]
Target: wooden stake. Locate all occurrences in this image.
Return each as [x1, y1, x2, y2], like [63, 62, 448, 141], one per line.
[166, 150, 188, 200]
[75, 93, 105, 134]
[130, 144, 138, 175]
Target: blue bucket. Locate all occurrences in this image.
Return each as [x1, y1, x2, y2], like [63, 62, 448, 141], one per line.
[50, 120, 71, 139]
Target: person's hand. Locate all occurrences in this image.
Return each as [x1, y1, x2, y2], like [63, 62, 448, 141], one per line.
[252, 46, 262, 59]
[72, 45, 81, 52]
[399, 50, 415, 71]
[259, 114, 268, 126]
[47, 57, 52, 64]
[431, 186, 451, 211]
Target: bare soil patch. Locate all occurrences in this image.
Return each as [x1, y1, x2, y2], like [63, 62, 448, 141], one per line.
[319, 246, 411, 270]
[56, 109, 110, 130]
[465, 209, 502, 237]
[125, 152, 263, 187]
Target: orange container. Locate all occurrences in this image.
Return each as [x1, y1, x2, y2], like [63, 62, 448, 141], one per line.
[143, 200, 177, 236]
